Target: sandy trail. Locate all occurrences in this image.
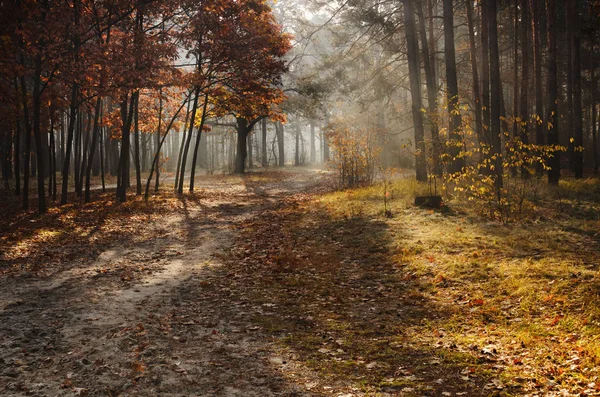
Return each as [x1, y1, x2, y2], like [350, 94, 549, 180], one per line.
[0, 169, 327, 397]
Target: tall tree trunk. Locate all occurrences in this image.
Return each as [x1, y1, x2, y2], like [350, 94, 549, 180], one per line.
[276, 121, 285, 166]
[261, 119, 268, 166]
[141, 129, 148, 172]
[178, 87, 200, 194]
[294, 121, 300, 166]
[59, 111, 64, 171]
[20, 70, 32, 210]
[546, 0, 560, 184]
[300, 127, 305, 165]
[571, 0, 584, 178]
[2, 128, 11, 190]
[566, 0, 575, 170]
[74, 111, 82, 196]
[78, 108, 93, 197]
[61, 84, 78, 204]
[416, 0, 441, 174]
[92, 124, 100, 177]
[175, 96, 192, 192]
[519, 0, 530, 178]
[189, 94, 209, 192]
[30, 57, 43, 189]
[155, 89, 162, 191]
[170, 120, 179, 172]
[100, 125, 106, 192]
[428, 0, 439, 90]
[134, 96, 142, 195]
[531, 0, 544, 149]
[235, 118, 251, 174]
[109, 133, 119, 177]
[310, 121, 316, 164]
[466, 0, 484, 147]
[85, 97, 102, 202]
[49, 114, 57, 201]
[46, 127, 52, 197]
[248, 128, 254, 169]
[488, 0, 504, 188]
[592, 35, 598, 175]
[403, 0, 427, 181]
[31, 138, 37, 178]
[13, 79, 21, 196]
[481, 0, 491, 143]
[512, 0, 519, 144]
[443, 0, 464, 174]
[322, 120, 330, 162]
[116, 91, 138, 202]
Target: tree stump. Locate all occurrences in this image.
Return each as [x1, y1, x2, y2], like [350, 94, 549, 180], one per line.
[414, 195, 443, 209]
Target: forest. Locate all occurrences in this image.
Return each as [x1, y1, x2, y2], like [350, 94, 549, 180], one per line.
[1, 0, 600, 396]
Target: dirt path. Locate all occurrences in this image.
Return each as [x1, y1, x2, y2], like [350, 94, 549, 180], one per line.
[0, 169, 328, 397]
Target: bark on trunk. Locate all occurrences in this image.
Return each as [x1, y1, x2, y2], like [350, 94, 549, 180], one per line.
[591, 36, 598, 175]
[404, 0, 427, 181]
[13, 79, 21, 196]
[61, 84, 78, 204]
[155, 89, 163, 191]
[416, 0, 441, 174]
[466, 0, 484, 147]
[519, 0, 530, 178]
[85, 97, 102, 202]
[134, 96, 142, 195]
[488, 0, 504, 188]
[175, 96, 192, 192]
[566, 0, 575, 170]
[481, 0, 491, 141]
[546, 0, 560, 184]
[443, 0, 464, 174]
[116, 91, 138, 202]
[276, 121, 285, 166]
[512, 0, 519, 144]
[261, 119, 268, 166]
[235, 118, 250, 174]
[310, 122, 316, 164]
[531, 0, 544, 149]
[177, 88, 200, 194]
[571, 0, 584, 178]
[294, 121, 300, 166]
[20, 72, 32, 210]
[189, 94, 209, 192]
[248, 129, 254, 169]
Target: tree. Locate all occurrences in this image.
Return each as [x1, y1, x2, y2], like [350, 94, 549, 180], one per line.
[465, 0, 484, 147]
[488, 0, 504, 188]
[519, 0, 530, 177]
[443, 0, 464, 174]
[213, 0, 291, 174]
[402, 0, 427, 182]
[570, 0, 584, 178]
[531, 0, 544, 149]
[546, 0, 561, 184]
[416, 0, 441, 174]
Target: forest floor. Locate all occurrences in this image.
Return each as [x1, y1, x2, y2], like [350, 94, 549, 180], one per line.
[1, 168, 600, 397]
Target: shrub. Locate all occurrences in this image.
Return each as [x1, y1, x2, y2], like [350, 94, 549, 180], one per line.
[326, 120, 380, 189]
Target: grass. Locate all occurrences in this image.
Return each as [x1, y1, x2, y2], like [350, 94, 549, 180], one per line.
[5, 169, 599, 395]
[228, 174, 600, 396]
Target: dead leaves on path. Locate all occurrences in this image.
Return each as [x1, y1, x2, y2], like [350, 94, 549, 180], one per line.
[0, 192, 182, 277]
